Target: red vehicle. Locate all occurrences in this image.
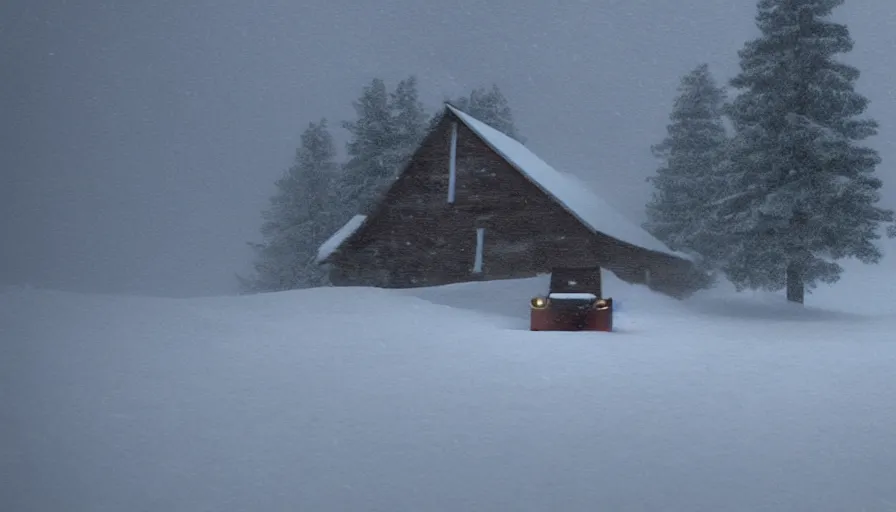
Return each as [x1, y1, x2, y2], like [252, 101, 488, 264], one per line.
[530, 267, 613, 332]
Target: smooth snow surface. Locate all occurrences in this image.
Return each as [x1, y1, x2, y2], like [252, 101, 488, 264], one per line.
[315, 214, 366, 263]
[5, 250, 896, 511]
[448, 105, 690, 260]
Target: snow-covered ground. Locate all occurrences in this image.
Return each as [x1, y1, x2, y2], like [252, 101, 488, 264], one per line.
[4, 244, 896, 511]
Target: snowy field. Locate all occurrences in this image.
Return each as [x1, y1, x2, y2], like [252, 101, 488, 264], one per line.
[4, 244, 896, 511]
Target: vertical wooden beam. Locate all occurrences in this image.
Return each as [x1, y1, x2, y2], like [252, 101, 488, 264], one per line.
[473, 227, 485, 273]
[448, 122, 457, 203]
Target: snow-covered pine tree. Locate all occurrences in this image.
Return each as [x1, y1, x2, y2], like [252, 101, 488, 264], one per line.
[645, 63, 728, 264]
[383, 75, 428, 188]
[242, 119, 341, 292]
[340, 76, 429, 216]
[717, 0, 895, 304]
[451, 84, 524, 142]
[340, 78, 394, 216]
[390, 76, 428, 157]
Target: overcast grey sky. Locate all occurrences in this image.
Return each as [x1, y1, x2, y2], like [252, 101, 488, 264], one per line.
[3, 0, 894, 296]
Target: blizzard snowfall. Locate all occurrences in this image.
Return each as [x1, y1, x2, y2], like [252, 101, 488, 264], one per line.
[4, 243, 896, 511]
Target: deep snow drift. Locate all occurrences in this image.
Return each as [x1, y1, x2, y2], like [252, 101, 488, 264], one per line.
[3, 248, 896, 512]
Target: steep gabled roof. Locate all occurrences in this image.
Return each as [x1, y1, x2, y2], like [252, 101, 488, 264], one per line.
[445, 105, 689, 260]
[318, 105, 689, 264]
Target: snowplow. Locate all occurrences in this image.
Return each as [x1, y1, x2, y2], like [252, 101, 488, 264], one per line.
[530, 267, 613, 332]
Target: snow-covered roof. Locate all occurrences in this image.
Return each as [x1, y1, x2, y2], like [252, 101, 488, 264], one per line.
[316, 215, 367, 264]
[447, 105, 690, 261]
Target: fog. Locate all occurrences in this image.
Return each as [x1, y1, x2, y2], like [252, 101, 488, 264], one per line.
[3, 0, 894, 297]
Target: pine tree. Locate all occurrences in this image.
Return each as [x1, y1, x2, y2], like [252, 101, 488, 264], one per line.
[340, 76, 429, 215]
[645, 63, 728, 263]
[243, 119, 340, 292]
[717, 0, 895, 303]
[451, 84, 524, 142]
[340, 78, 393, 215]
[389, 75, 428, 161]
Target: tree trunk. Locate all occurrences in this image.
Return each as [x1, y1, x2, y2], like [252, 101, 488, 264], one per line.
[786, 260, 804, 304]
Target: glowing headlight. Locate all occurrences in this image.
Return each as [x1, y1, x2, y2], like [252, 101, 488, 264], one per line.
[595, 299, 609, 310]
[531, 296, 547, 308]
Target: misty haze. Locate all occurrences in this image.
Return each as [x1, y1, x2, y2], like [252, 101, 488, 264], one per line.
[5, 0, 896, 510]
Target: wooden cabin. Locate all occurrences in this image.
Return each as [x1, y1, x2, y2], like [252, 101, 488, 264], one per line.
[316, 104, 704, 298]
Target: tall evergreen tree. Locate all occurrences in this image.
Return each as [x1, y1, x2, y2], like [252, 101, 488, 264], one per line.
[340, 76, 428, 216]
[242, 119, 340, 292]
[389, 75, 428, 159]
[716, 0, 895, 303]
[340, 78, 393, 215]
[450, 84, 524, 142]
[645, 63, 728, 262]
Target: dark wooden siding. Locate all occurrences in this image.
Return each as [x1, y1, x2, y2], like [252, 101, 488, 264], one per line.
[326, 109, 702, 297]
